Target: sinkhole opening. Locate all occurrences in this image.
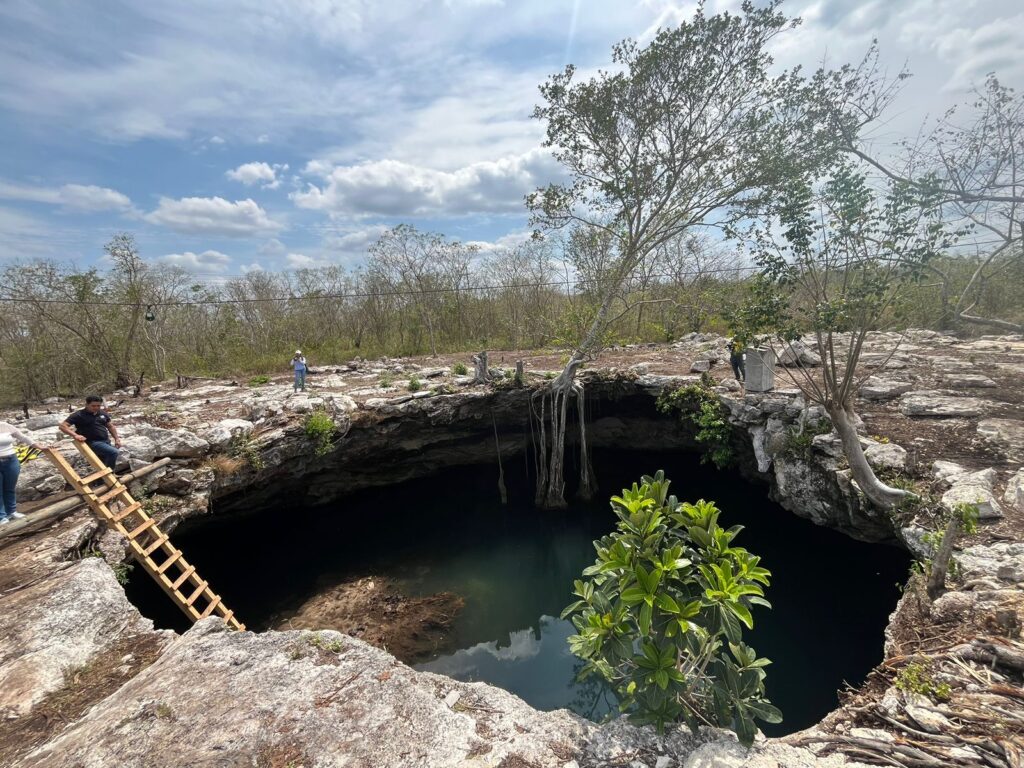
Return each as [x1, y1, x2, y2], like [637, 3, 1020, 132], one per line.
[124, 445, 909, 736]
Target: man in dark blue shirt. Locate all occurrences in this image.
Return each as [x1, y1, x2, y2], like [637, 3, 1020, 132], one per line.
[59, 395, 122, 470]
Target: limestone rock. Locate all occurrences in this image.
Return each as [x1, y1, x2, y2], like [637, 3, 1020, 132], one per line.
[958, 542, 1024, 584]
[864, 442, 907, 471]
[778, 340, 821, 367]
[1004, 468, 1024, 509]
[942, 468, 1003, 519]
[943, 373, 997, 389]
[128, 425, 210, 459]
[900, 392, 989, 418]
[0, 560, 168, 719]
[24, 413, 66, 430]
[977, 418, 1024, 460]
[690, 359, 712, 373]
[201, 418, 255, 450]
[859, 376, 913, 401]
[933, 460, 968, 483]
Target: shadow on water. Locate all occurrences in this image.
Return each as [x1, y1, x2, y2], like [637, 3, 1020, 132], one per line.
[124, 447, 909, 736]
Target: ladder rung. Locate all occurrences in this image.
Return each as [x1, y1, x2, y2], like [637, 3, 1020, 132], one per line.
[127, 518, 156, 540]
[221, 610, 235, 625]
[200, 595, 222, 618]
[142, 535, 169, 556]
[112, 502, 143, 522]
[80, 467, 113, 485]
[171, 566, 196, 590]
[186, 580, 209, 606]
[98, 485, 129, 504]
[156, 550, 182, 574]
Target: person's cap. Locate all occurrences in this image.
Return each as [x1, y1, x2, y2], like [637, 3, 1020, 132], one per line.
[295, 349, 302, 354]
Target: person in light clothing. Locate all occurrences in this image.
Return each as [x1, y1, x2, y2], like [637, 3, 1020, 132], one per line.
[0, 422, 45, 525]
[291, 350, 308, 392]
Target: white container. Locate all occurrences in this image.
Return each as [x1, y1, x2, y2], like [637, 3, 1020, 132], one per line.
[744, 347, 775, 392]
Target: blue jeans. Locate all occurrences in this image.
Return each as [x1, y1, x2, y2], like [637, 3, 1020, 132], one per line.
[294, 369, 306, 390]
[88, 440, 120, 470]
[0, 455, 20, 520]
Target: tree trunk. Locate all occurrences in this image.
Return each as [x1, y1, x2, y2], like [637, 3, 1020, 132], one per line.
[927, 512, 962, 600]
[827, 404, 913, 509]
[472, 351, 491, 384]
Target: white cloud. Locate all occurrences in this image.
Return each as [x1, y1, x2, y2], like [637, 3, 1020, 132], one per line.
[158, 249, 232, 272]
[285, 252, 329, 269]
[241, 262, 265, 273]
[292, 148, 562, 217]
[226, 161, 288, 189]
[209, 135, 226, 144]
[467, 229, 536, 252]
[0, 180, 133, 212]
[258, 237, 287, 257]
[144, 196, 283, 237]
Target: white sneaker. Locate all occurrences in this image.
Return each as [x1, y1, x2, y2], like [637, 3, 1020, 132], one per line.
[10, 511, 26, 520]
[0, 518, 9, 526]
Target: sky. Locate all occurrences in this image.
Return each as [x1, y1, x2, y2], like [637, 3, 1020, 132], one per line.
[0, 0, 1021, 281]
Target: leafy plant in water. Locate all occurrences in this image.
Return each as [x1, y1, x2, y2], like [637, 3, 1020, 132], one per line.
[304, 409, 337, 457]
[657, 385, 733, 468]
[563, 471, 779, 745]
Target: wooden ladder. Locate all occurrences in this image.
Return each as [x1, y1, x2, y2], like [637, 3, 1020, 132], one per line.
[45, 442, 245, 631]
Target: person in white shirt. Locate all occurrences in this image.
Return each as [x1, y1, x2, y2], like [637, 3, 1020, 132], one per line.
[0, 422, 45, 525]
[291, 350, 308, 392]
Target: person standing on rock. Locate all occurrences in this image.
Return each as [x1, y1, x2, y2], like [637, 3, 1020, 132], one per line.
[291, 350, 308, 393]
[727, 338, 745, 384]
[0, 422, 46, 526]
[59, 396, 122, 470]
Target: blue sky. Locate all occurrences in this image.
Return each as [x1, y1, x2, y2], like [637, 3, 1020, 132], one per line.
[0, 0, 1020, 281]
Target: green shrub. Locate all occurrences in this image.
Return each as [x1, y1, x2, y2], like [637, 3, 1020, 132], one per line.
[782, 418, 832, 459]
[563, 472, 779, 745]
[895, 662, 951, 702]
[228, 432, 265, 470]
[304, 409, 337, 457]
[407, 375, 422, 392]
[453, 362, 468, 376]
[657, 384, 733, 468]
[378, 372, 394, 388]
[248, 375, 270, 387]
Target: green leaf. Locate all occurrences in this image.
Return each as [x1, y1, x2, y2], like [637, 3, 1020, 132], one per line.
[655, 593, 680, 614]
[639, 602, 653, 636]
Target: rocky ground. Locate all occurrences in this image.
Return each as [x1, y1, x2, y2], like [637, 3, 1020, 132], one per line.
[0, 329, 1021, 767]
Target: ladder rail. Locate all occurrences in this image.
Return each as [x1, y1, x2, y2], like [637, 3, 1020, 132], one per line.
[43, 444, 244, 631]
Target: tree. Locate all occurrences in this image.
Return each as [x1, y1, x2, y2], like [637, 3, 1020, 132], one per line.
[563, 471, 779, 746]
[729, 165, 958, 509]
[847, 74, 1024, 333]
[527, 0, 870, 508]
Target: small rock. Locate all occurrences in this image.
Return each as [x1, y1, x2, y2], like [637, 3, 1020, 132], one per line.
[1004, 468, 1024, 509]
[943, 374, 997, 388]
[778, 340, 821, 367]
[904, 703, 951, 734]
[900, 392, 989, 418]
[25, 413, 66, 430]
[864, 442, 907, 471]
[689, 359, 711, 373]
[933, 460, 967, 483]
[443, 690, 461, 708]
[859, 376, 913, 401]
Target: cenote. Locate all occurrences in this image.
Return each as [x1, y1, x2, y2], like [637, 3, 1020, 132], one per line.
[125, 446, 909, 736]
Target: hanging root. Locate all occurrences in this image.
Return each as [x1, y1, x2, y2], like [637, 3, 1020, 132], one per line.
[576, 381, 595, 501]
[491, 411, 507, 505]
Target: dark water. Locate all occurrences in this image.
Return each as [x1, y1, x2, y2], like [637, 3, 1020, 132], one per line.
[125, 448, 909, 735]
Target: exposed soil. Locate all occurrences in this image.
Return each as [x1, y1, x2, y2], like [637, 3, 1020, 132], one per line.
[0, 631, 167, 767]
[268, 575, 465, 664]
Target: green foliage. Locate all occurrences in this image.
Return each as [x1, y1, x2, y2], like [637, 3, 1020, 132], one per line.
[307, 632, 344, 653]
[407, 374, 422, 392]
[782, 418, 833, 459]
[304, 409, 337, 457]
[248, 375, 270, 387]
[895, 662, 951, 702]
[657, 385, 733, 468]
[228, 432, 265, 471]
[452, 362, 468, 376]
[564, 472, 779, 745]
[378, 372, 394, 388]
